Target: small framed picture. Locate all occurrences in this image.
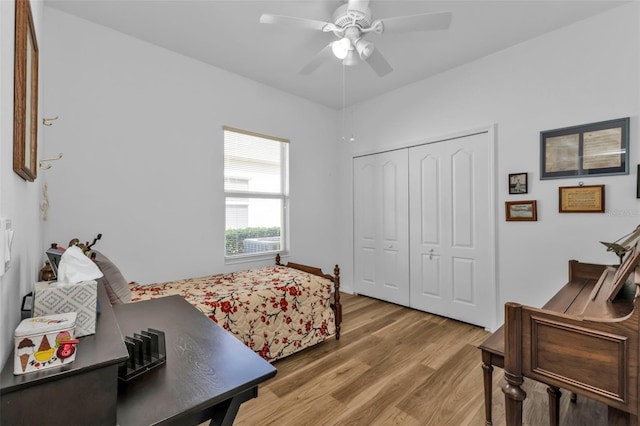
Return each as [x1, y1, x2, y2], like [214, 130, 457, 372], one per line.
[508, 173, 528, 194]
[558, 184, 604, 213]
[505, 200, 537, 221]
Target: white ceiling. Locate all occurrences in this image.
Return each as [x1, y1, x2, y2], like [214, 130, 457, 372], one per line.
[44, 0, 628, 110]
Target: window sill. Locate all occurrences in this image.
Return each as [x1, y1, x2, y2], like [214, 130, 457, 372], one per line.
[224, 251, 289, 266]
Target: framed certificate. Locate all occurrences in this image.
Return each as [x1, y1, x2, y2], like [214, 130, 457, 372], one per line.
[541, 117, 629, 180]
[559, 184, 604, 213]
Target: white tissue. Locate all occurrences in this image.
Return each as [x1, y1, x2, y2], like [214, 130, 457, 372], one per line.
[55, 245, 103, 286]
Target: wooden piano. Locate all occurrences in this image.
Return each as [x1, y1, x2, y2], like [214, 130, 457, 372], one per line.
[498, 242, 640, 426]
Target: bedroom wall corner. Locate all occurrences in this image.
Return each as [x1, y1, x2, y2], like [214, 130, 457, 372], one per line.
[0, 0, 45, 372]
[40, 7, 342, 287]
[339, 2, 640, 327]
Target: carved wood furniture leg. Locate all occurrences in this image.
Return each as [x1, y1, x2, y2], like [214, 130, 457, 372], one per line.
[503, 371, 526, 425]
[503, 303, 526, 426]
[332, 265, 342, 339]
[547, 386, 561, 426]
[479, 326, 504, 426]
[481, 349, 494, 425]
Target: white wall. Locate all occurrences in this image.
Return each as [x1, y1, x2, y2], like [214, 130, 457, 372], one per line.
[338, 2, 640, 329]
[0, 0, 45, 370]
[41, 8, 341, 287]
[27, 2, 640, 362]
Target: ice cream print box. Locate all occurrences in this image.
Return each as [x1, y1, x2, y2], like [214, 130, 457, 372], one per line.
[14, 312, 79, 375]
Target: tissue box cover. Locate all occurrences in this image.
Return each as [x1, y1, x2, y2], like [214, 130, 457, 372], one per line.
[14, 312, 77, 375]
[34, 280, 97, 337]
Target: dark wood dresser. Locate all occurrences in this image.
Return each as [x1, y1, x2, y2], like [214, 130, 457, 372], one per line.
[1, 285, 277, 425]
[0, 283, 129, 425]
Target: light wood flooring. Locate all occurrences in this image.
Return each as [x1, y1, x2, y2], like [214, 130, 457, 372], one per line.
[233, 293, 611, 426]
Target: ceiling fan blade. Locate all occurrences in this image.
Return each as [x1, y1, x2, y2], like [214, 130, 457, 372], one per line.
[299, 43, 334, 75]
[260, 13, 331, 31]
[348, 0, 370, 13]
[379, 11, 452, 34]
[366, 48, 393, 77]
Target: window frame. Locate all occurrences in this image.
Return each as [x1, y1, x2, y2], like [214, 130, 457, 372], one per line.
[223, 126, 289, 263]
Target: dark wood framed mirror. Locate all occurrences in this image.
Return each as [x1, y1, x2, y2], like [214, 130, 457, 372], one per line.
[13, 0, 39, 182]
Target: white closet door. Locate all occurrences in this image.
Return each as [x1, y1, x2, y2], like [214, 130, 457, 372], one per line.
[353, 150, 410, 306]
[409, 132, 493, 328]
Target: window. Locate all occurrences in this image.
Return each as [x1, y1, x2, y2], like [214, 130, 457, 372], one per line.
[223, 126, 289, 259]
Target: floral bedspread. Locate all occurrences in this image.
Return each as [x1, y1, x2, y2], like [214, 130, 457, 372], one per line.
[129, 265, 336, 362]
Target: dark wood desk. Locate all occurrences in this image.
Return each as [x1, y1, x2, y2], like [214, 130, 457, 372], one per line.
[114, 295, 277, 426]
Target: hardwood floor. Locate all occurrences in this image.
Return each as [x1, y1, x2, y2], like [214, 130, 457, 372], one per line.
[233, 293, 610, 425]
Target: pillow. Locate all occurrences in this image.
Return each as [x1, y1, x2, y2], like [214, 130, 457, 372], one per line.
[89, 250, 132, 305]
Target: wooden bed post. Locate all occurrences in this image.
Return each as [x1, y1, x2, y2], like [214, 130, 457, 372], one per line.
[333, 265, 342, 340]
[502, 302, 526, 426]
[274, 255, 342, 340]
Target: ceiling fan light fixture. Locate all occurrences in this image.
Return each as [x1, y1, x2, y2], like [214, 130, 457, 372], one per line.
[331, 37, 351, 59]
[355, 39, 373, 59]
[261, 3, 452, 77]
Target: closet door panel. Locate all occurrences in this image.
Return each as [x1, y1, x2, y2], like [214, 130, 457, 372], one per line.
[355, 131, 495, 328]
[451, 149, 473, 247]
[409, 148, 446, 308]
[354, 151, 410, 306]
[382, 161, 400, 241]
[360, 164, 377, 237]
[452, 256, 474, 304]
[419, 155, 441, 245]
[419, 251, 441, 297]
[359, 247, 376, 290]
[410, 132, 493, 327]
[411, 153, 443, 300]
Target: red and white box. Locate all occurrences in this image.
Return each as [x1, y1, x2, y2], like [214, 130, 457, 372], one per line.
[14, 312, 78, 375]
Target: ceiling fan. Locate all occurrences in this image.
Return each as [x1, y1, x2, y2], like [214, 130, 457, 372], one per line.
[259, 0, 452, 77]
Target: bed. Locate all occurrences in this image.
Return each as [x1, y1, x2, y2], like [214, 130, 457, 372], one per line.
[126, 254, 342, 362]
